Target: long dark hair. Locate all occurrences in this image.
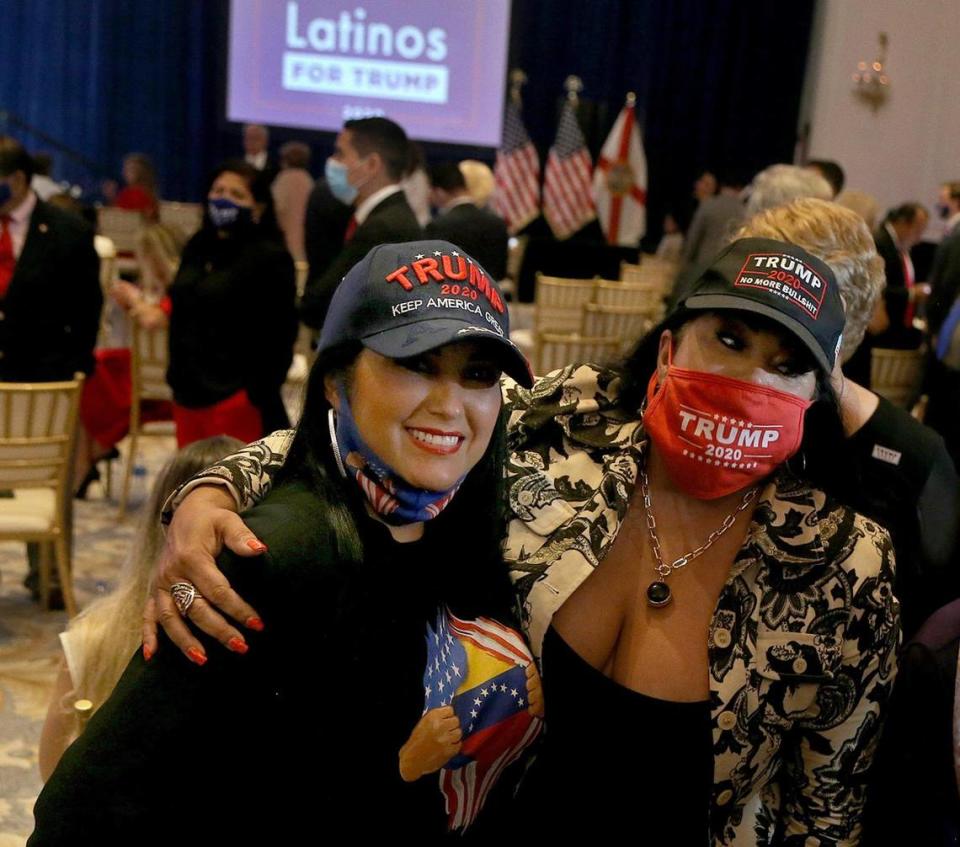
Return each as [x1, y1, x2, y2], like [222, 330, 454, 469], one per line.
[275, 342, 514, 621]
[617, 309, 852, 494]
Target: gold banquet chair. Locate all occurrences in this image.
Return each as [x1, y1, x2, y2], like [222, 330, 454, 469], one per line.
[870, 347, 926, 411]
[595, 279, 664, 314]
[535, 333, 621, 377]
[511, 274, 598, 367]
[118, 322, 174, 520]
[157, 201, 204, 238]
[97, 207, 143, 276]
[581, 303, 654, 353]
[0, 376, 84, 616]
[620, 256, 678, 294]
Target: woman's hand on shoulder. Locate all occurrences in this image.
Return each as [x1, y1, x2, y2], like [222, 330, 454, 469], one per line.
[398, 706, 463, 782]
[142, 484, 267, 664]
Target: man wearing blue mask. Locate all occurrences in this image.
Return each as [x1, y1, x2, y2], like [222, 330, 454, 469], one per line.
[301, 117, 421, 328]
[0, 136, 101, 382]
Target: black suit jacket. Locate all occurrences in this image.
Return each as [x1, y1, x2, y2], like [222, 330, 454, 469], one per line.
[424, 202, 509, 280]
[928, 226, 960, 335]
[0, 198, 102, 381]
[300, 189, 421, 328]
[872, 225, 921, 348]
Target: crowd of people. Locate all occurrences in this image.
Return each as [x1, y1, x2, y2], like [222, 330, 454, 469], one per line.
[4, 113, 960, 843]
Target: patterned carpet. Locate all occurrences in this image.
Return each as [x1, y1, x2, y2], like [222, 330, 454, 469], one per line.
[0, 434, 178, 845]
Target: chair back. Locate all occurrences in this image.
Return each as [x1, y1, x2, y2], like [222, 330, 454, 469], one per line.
[534, 274, 597, 333]
[595, 279, 663, 312]
[535, 333, 621, 376]
[131, 323, 172, 403]
[0, 378, 83, 492]
[870, 348, 925, 409]
[581, 303, 654, 352]
[620, 256, 678, 293]
[98, 207, 143, 255]
[158, 202, 204, 237]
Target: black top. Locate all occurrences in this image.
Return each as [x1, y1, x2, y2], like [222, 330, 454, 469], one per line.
[514, 626, 713, 842]
[167, 226, 297, 412]
[841, 395, 960, 638]
[30, 482, 518, 844]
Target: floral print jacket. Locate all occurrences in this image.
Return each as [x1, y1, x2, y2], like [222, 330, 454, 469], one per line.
[167, 364, 900, 846]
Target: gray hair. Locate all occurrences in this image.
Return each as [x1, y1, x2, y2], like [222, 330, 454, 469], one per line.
[745, 164, 833, 216]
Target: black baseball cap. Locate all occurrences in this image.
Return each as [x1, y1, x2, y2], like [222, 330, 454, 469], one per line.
[318, 240, 533, 387]
[674, 237, 846, 372]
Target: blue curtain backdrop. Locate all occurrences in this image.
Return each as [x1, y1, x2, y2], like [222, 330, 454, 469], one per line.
[0, 0, 815, 228]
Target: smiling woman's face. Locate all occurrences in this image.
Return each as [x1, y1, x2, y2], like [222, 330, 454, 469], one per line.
[657, 312, 818, 401]
[325, 341, 503, 492]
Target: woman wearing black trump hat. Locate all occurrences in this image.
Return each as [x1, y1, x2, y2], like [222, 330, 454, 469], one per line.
[141, 238, 897, 843]
[30, 241, 543, 842]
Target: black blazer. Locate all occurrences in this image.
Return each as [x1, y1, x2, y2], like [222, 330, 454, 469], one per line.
[424, 202, 508, 280]
[0, 198, 101, 381]
[929, 226, 960, 335]
[875, 225, 908, 323]
[300, 189, 421, 328]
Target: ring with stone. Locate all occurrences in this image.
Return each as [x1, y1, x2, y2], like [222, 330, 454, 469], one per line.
[170, 581, 201, 617]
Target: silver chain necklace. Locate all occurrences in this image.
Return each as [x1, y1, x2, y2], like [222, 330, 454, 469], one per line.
[638, 452, 758, 608]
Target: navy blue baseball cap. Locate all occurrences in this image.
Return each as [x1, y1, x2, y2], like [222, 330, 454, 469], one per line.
[318, 240, 533, 387]
[675, 237, 846, 372]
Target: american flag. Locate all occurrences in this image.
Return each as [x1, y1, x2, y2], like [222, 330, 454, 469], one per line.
[492, 101, 541, 235]
[423, 607, 542, 831]
[543, 100, 596, 240]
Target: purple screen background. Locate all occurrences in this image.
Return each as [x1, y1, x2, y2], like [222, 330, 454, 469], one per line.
[228, 0, 511, 147]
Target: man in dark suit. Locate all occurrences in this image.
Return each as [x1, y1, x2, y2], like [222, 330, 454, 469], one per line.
[872, 202, 928, 348]
[0, 137, 101, 607]
[301, 117, 421, 327]
[928, 181, 960, 335]
[0, 137, 101, 381]
[424, 162, 508, 280]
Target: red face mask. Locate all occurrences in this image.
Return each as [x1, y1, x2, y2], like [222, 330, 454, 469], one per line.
[642, 355, 812, 500]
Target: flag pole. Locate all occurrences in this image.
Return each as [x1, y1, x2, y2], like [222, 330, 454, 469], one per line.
[564, 75, 584, 104]
[509, 69, 527, 106]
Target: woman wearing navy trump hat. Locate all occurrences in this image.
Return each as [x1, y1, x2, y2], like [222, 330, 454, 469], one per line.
[30, 241, 542, 842]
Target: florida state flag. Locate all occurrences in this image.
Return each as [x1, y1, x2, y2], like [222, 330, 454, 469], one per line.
[593, 93, 648, 246]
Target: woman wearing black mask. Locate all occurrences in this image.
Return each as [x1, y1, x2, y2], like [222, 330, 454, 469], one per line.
[167, 160, 297, 446]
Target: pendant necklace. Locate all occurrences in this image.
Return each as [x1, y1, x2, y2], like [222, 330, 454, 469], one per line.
[638, 450, 758, 608]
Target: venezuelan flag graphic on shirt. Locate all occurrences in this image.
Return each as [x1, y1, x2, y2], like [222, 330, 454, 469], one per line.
[423, 608, 542, 831]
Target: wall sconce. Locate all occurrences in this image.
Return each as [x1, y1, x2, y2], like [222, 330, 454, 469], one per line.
[852, 32, 890, 112]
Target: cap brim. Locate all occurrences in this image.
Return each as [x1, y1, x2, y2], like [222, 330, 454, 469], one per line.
[683, 293, 832, 372]
[362, 319, 534, 388]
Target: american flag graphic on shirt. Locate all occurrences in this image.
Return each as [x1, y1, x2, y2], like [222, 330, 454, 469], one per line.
[423, 607, 542, 830]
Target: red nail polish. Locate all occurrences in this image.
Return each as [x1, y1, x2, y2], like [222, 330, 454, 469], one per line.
[246, 616, 265, 632]
[142, 644, 154, 661]
[227, 637, 249, 655]
[187, 647, 207, 666]
[246, 539, 268, 553]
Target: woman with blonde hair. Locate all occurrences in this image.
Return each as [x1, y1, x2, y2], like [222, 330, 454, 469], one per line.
[736, 197, 958, 638]
[39, 435, 243, 780]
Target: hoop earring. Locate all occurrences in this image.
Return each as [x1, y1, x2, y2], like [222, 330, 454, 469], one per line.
[328, 408, 347, 478]
[785, 449, 807, 478]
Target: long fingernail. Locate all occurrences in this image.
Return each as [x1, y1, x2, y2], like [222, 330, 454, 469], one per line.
[187, 647, 207, 666]
[142, 644, 154, 661]
[246, 539, 268, 553]
[227, 637, 249, 655]
[246, 616, 265, 632]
